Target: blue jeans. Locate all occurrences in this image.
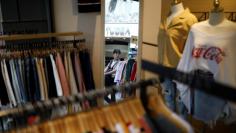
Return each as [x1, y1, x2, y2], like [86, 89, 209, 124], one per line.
[162, 78, 188, 119]
[191, 70, 226, 122]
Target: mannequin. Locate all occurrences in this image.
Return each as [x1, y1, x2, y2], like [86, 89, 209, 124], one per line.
[176, 0, 236, 123]
[167, 1, 184, 26]
[199, 0, 234, 34]
[209, 0, 225, 26]
[158, 0, 197, 118]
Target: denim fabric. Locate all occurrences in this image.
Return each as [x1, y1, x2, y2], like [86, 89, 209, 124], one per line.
[176, 95, 188, 120]
[25, 57, 33, 101]
[162, 78, 176, 111]
[79, 51, 95, 91]
[9, 60, 22, 104]
[162, 78, 188, 119]
[31, 58, 41, 101]
[14, 59, 28, 102]
[190, 70, 226, 122]
[193, 89, 226, 122]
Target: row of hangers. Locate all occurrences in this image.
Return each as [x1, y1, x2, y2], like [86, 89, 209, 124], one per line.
[1, 39, 86, 51]
[0, 39, 88, 59]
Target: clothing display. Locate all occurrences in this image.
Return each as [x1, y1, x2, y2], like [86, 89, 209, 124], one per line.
[158, 6, 198, 118]
[0, 49, 95, 108]
[55, 53, 70, 97]
[176, 19, 236, 123]
[114, 58, 137, 85]
[158, 8, 198, 67]
[2, 92, 193, 133]
[2, 0, 236, 132]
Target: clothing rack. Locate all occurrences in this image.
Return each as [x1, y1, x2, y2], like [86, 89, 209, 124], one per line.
[1, 60, 236, 131]
[0, 39, 86, 50]
[0, 78, 157, 132]
[0, 32, 85, 49]
[0, 79, 157, 118]
[0, 32, 83, 41]
[0, 60, 235, 117]
[141, 60, 236, 102]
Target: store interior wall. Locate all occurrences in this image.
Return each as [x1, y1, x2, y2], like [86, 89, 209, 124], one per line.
[161, 0, 236, 19]
[52, 0, 103, 89]
[141, 0, 236, 80]
[141, 0, 162, 79]
[53, 0, 163, 87]
[52, 0, 236, 86]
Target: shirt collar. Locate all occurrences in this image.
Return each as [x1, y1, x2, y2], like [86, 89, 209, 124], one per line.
[163, 8, 191, 28]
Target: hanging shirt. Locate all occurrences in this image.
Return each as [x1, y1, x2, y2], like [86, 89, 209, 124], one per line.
[114, 61, 126, 83]
[158, 8, 198, 68]
[125, 59, 135, 81]
[130, 62, 137, 81]
[106, 59, 120, 78]
[66, 51, 79, 95]
[176, 19, 236, 123]
[56, 53, 70, 96]
[39, 58, 48, 100]
[50, 54, 63, 97]
[35, 58, 45, 101]
[9, 59, 22, 104]
[1, 60, 17, 106]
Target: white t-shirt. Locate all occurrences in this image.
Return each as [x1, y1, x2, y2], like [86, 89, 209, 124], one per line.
[176, 19, 236, 121]
[107, 59, 120, 77]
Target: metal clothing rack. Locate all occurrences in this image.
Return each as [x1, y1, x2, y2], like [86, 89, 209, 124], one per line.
[0, 32, 85, 50]
[0, 78, 157, 132]
[0, 60, 236, 131]
[141, 60, 236, 102]
[0, 61, 235, 118]
[0, 79, 157, 118]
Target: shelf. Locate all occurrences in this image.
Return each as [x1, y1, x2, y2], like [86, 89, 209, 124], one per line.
[0, 32, 83, 41]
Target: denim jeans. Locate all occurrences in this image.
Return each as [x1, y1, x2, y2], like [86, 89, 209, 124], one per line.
[191, 70, 226, 122]
[162, 78, 188, 119]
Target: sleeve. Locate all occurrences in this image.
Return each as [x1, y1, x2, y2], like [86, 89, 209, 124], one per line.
[176, 29, 195, 112]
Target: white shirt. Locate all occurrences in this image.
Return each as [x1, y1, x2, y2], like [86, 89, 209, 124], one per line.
[176, 19, 236, 119]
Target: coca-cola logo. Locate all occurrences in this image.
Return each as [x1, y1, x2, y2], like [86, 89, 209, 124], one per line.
[192, 46, 225, 64]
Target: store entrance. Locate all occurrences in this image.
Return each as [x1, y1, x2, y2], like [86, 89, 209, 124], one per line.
[103, 0, 140, 103]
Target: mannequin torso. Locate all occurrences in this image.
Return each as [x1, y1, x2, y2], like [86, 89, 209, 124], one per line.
[166, 2, 184, 26]
[208, 11, 225, 26]
[194, 12, 236, 34]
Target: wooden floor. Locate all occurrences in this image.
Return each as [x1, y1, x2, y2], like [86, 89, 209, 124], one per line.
[188, 116, 236, 133]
